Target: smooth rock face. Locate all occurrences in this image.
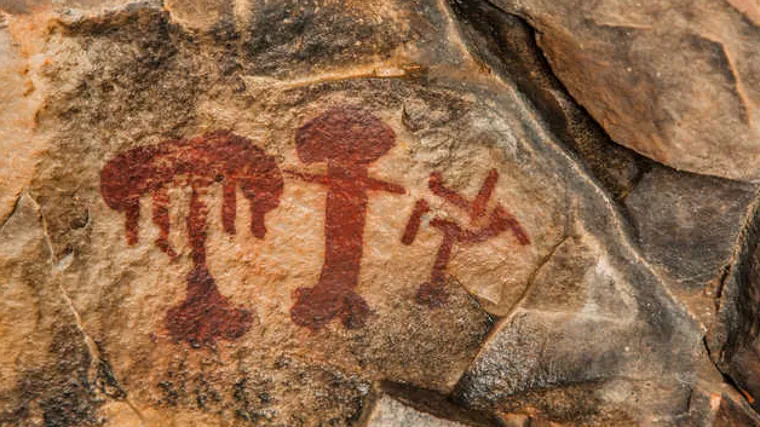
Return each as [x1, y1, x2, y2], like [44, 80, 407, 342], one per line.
[487, 0, 760, 182]
[0, 0, 758, 426]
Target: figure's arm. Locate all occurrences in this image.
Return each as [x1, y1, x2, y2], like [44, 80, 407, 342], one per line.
[458, 204, 530, 245]
[283, 169, 331, 186]
[364, 177, 406, 194]
[428, 171, 471, 211]
[471, 169, 499, 221]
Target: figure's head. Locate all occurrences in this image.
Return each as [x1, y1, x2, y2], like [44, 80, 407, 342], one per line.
[295, 106, 396, 166]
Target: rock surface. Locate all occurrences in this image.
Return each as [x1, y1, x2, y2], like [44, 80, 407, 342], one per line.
[707, 192, 760, 414]
[449, 0, 651, 200]
[0, 0, 758, 426]
[624, 166, 759, 324]
[485, 0, 760, 182]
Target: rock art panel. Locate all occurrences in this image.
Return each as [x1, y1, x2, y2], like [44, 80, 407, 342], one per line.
[0, 0, 754, 425]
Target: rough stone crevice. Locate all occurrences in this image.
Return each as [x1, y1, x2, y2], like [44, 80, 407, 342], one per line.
[0, 191, 25, 235]
[500, 232, 569, 322]
[33, 193, 146, 424]
[706, 188, 760, 413]
[369, 381, 503, 426]
[713, 189, 760, 306]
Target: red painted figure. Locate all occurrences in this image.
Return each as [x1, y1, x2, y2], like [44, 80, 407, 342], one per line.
[289, 107, 405, 329]
[101, 131, 283, 346]
[402, 169, 530, 307]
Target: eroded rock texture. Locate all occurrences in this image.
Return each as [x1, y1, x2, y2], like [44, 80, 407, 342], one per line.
[1, 0, 759, 426]
[481, 0, 760, 182]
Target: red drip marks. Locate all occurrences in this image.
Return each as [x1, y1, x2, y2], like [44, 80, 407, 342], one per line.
[288, 106, 405, 330]
[100, 131, 283, 346]
[402, 168, 530, 308]
[222, 181, 237, 235]
[152, 187, 175, 258]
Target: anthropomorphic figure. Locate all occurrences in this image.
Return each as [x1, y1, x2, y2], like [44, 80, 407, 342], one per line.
[288, 107, 405, 329]
[402, 169, 530, 307]
[101, 131, 283, 346]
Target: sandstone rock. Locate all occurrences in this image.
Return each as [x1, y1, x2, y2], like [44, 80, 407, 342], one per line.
[453, 231, 701, 424]
[706, 194, 760, 414]
[0, 193, 110, 426]
[485, 0, 760, 182]
[363, 396, 468, 427]
[0, 0, 756, 425]
[450, 6, 760, 420]
[359, 382, 501, 426]
[449, 0, 651, 200]
[624, 166, 759, 325]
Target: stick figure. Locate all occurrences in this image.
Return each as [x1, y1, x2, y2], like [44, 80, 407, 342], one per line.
[402, 169, 530, 307]
[288, 107, 405, 329]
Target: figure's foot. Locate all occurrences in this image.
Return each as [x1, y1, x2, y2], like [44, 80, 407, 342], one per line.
[165, 275, 252, 347]
[339, 290, 370, 329]
[415, 282, 449, 308]
[290, 287, 370, 329]
[290, 286, 342, 330]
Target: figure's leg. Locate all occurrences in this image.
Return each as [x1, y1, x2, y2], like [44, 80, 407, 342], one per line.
[416, 222, 457, 307]
[402, 200, 430, 245]
[291, 188, 370, 329]
[290, 262, 372, 329]
[166, 186, 252, 346]
[152, 187, 176, 258]
[290, 276, 345, 330]
[166, 266, 253, 347]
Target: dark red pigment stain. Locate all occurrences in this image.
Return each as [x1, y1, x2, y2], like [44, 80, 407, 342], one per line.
[287, 107, 405, 330]
[402, 169, 530, 307]
[100, 131, 283, 346]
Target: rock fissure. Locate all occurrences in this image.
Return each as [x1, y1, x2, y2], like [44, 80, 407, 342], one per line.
[36, 193, 146, 424]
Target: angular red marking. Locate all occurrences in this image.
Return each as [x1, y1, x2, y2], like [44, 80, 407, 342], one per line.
[471, 168, 499, 221]
[403, 168, 531, 307]
[428, 171, 470, 211]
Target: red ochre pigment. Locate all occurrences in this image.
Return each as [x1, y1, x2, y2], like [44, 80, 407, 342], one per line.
[288, 107, 405, 330]
[403, 169, 530, 307]
[101, 131, 283, 346]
